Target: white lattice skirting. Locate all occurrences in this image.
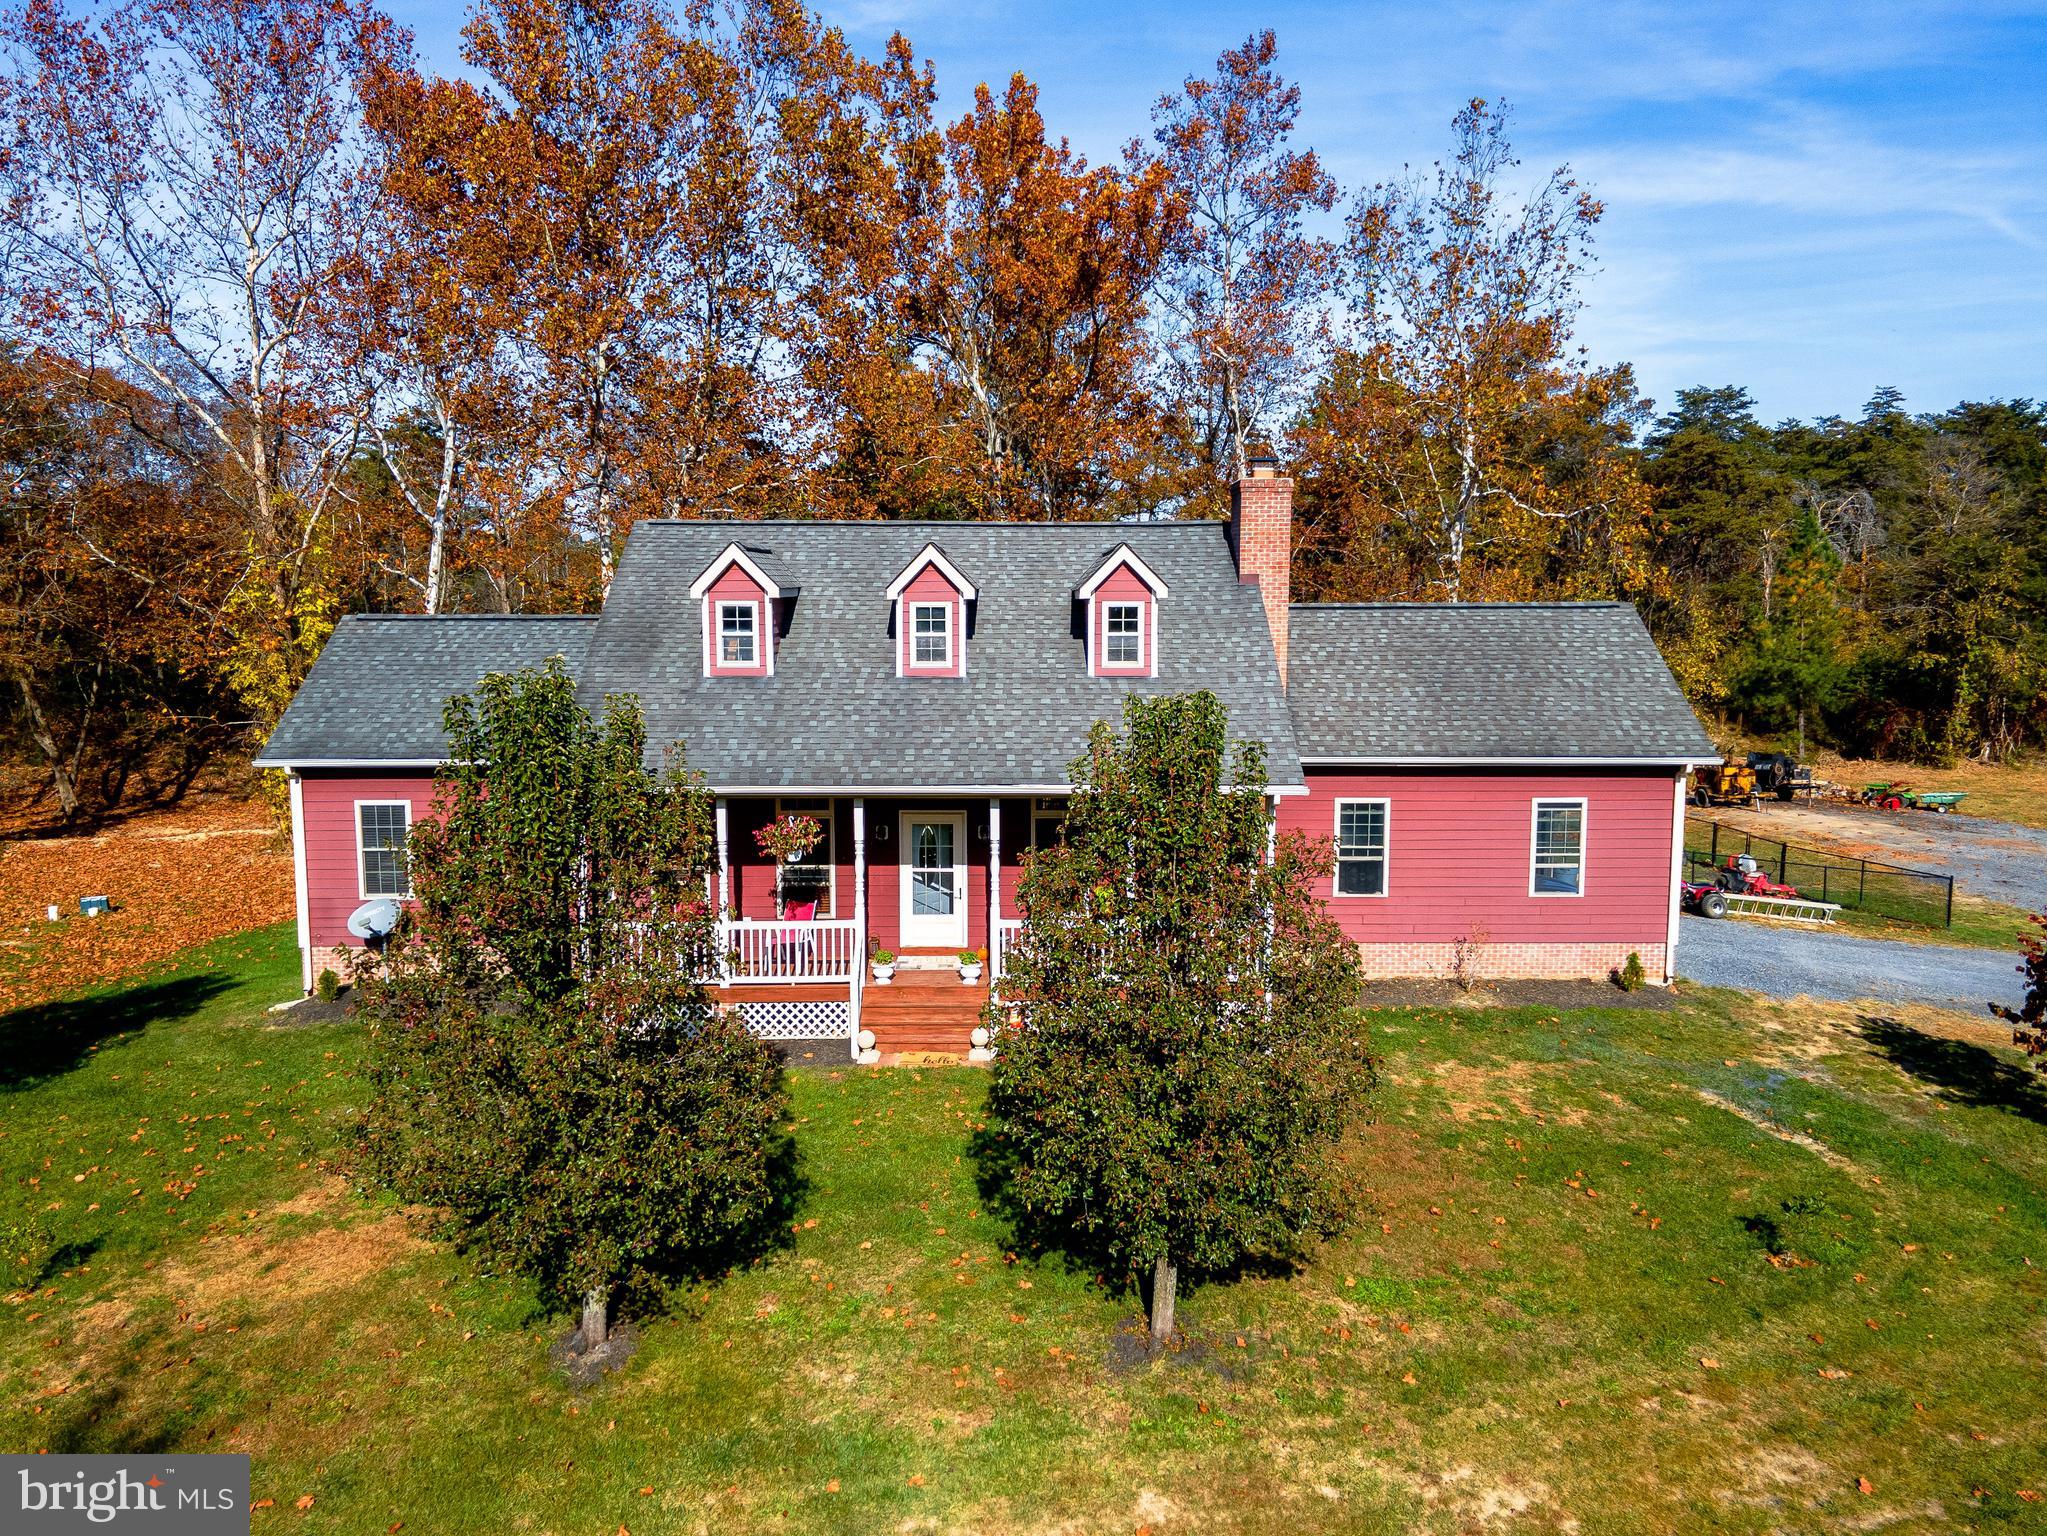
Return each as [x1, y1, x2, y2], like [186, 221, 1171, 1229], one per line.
[735, 999, 850, 1041]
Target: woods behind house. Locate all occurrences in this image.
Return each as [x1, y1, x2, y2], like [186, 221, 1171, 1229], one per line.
[4, 1, 2042, 821]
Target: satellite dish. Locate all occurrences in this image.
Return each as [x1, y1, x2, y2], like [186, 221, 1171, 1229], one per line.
[346, 898, 402, 944]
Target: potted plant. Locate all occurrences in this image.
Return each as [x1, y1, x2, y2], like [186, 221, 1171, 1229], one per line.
[870, 946, 896, 985]
[957, 946, 984, 984]
[755, 813, 824, 915]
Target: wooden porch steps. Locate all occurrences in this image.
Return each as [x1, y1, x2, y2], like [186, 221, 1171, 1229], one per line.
[862, 968, 989, 1058]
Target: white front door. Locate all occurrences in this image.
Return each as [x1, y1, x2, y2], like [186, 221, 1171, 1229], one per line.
[900, 812, 968, 949]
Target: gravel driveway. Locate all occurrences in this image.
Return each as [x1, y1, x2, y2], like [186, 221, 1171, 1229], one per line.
[1701, 803, 2047, 911]
[1676, 915, 2026, 1014]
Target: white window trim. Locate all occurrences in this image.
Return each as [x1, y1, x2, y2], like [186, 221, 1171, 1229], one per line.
[1529, 796, 1588, 898]
[773, 797, 837, 918]
[1084, 593, 1159, 677]
[1075, 543, 1169, 601]
[355, 799, 413, 901]
[719, 601, 761, 667]
[1332, 796, 1391, 898]
[702, 594, 772, 677]
[1101, 600, 1147, 671]
[886, 543, 979, 602]
[906, 599, 954, 672]
[687, 542, 783, 601]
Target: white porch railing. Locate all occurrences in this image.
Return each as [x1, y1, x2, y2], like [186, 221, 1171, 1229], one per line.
[716, 918, 858, 983]
[992, 918, 1025, 986]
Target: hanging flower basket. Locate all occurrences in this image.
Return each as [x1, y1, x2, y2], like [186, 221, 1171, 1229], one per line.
[754, 813, 823, 867]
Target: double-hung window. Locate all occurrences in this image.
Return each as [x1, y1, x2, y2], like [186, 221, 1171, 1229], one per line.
[358, 802, 412, 898]
[912, 602, 951, 667]
[719, 602, 758, 666]
[774, 796, 835, 916]
[1104, 603, 1144, 668]
[1531, 799, 1585, 895]
[1333, 798, 1389, 896]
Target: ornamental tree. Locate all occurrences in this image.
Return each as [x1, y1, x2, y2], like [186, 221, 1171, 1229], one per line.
[986, 691, 1373, 1350]
[358, 659, 787, 1351]
[1989, 908, 2047, 1076]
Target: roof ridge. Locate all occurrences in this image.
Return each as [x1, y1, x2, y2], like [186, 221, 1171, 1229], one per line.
[1290, 600, 1633, 611]
[339, 612, 599, 622]
[633, 518, 1223, 531]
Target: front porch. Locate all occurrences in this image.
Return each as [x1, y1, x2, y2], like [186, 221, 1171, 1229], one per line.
[709, 795, 1045, 1062]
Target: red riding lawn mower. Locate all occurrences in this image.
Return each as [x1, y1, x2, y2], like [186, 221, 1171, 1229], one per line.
[1682, 854, 1801, 918]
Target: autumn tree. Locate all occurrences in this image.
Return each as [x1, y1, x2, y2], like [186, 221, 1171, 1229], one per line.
[0, 348, 240, 819]
[1, 0, 398, 727]
[1150, 31, 1336, 501]
[825, 53, 1180, 521]
[359, 661, 789, 1350]
[1296, 99, 1652, 602]
[986, 692, 1372, 1350]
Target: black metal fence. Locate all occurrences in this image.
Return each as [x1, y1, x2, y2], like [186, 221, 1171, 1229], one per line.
[1684, 817, 1955, 929]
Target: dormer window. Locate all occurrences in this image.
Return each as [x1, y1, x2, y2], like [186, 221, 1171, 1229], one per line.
[689, 541, 786, 677]
[719, 602, 759, 666]
[887, 543, 976, 678]
[1104, 603, 1143, 668]
[911, 602, 952, 667]
[1076, 543, 1168, 677]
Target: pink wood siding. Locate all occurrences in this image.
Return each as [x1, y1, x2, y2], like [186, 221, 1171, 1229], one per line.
[897, 566, 966, 677]
[705, 565, 771, 676]
[300, 771, 440, 947]
[1280, 767, 1680, 946]
[1090, 565, 1154, 675]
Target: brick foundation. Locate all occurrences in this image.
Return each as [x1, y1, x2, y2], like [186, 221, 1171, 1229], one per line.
[1358, 941, 1669, 985]
[308, 943, 374, 990]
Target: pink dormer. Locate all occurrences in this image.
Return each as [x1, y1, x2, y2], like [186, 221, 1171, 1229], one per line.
[1076, 543, 1168, 678]
[689, 543, 785, 677]
[887, 543, 976, 678]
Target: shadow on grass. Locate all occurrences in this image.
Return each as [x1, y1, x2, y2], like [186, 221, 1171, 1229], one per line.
[1857, 1014, 2047, 1127]
[0, 974, 232, 1091]
[966, 1120, 1297, 1311]
[31, 1235, 106, 1289]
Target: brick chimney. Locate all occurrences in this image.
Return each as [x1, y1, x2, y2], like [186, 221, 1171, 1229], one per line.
[1229, 451, 1293, 685]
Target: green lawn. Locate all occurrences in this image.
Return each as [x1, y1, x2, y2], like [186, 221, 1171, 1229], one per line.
[5, 925, 2045, 1532]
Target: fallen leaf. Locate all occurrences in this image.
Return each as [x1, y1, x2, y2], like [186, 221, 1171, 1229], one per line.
[295, 1495, 315, 1511]
[1857, 1477, 1873, 1495]
[907, 1474, 925, 1487]
[825, 1480, 840, 1494]
[1400, 1371, 1417, 1385]
[1699, 1357, 1721, 1370]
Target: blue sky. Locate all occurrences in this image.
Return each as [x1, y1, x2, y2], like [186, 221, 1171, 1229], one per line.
[395, 0, 2047, 425]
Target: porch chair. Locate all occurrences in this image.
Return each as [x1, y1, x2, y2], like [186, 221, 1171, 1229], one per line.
[774, 899, 818, 974]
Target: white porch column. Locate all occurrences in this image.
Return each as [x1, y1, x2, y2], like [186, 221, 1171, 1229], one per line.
[288, 770, 312, 994]
[987, 796, 1002, 984]
[852, 798, 869, 1062]
[715, 796, 730, 916]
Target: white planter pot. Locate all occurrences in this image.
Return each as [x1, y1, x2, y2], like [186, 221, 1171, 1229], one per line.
[870, 962, 895, 985]
[958, 963, 983, 984]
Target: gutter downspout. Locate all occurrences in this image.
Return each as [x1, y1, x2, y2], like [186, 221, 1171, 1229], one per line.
[289, 771, 312, 995]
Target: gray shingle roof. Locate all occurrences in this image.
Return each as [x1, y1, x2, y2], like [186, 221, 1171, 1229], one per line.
[577, 520, 1299, 789]
[1286, 602, 1716, 762]
[254, 615, 598, 766]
